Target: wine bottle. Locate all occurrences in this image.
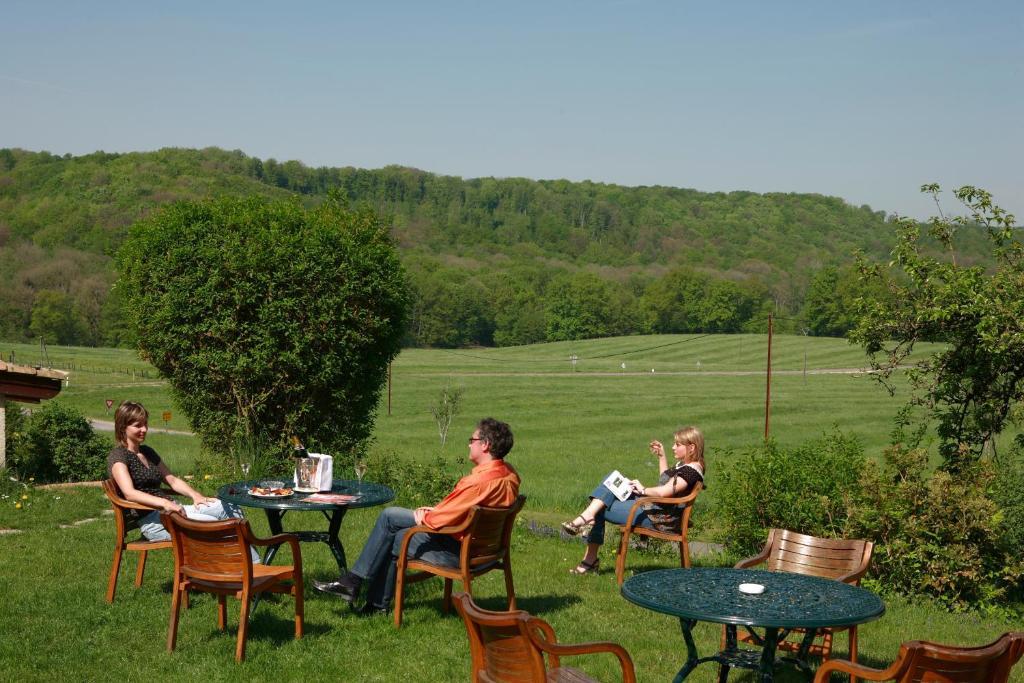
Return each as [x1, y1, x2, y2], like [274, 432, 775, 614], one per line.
[290, 435, 309, 459]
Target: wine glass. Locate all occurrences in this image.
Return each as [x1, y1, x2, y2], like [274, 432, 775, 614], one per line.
[354, 460, 367, 489]
[240, 461, 251, 481]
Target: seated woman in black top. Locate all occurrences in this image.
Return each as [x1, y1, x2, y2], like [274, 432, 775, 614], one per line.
[107, 401, 244, 542]
[561, 426, 705, 575]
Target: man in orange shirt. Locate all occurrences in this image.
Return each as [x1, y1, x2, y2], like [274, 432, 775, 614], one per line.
[314, 417, 519, 613]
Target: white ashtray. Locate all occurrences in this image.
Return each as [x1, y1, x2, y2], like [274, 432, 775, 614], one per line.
[739, 583, 765, 595]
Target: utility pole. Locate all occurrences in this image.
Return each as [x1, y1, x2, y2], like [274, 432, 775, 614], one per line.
[764, 312, 773, 440]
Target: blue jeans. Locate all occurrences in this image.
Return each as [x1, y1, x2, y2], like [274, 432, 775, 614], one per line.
[584, 480, 654, 546]
[140, 499, 259, 562]
[351, 507, 461, 609]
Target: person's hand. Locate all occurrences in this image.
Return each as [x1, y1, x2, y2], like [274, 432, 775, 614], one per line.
[630, 480, 646, 496]
[162, 500, 184, 514]
[192, 494, 216, 507]
[414, 506, 434, 525]
[649, 440, 666, 458]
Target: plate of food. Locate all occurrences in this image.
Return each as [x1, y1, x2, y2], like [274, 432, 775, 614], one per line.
[249, 485, 294, 498]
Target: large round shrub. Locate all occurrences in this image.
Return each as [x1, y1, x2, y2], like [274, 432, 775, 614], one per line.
[117, 195, 407, 458]
[10, 402, 110, 482]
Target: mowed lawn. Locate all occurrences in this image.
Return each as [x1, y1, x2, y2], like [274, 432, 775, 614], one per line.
[2, 335, 1022, 681]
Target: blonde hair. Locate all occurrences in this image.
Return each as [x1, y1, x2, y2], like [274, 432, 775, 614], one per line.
[114, 401, 149, 447]
[674, 426, 706, 473]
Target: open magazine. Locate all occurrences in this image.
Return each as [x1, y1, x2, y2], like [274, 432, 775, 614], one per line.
[602, 470, 636, 502]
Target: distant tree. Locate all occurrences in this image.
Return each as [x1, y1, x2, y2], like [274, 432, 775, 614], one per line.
[640, 268, 708, 333]
[118, 195, 407, 458]
[544, 272, 618, 341]
[29, 290, 81, 345]
[851, 185, 1023, 470]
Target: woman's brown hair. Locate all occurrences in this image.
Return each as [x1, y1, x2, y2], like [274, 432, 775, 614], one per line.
[114, 401, 149, 448]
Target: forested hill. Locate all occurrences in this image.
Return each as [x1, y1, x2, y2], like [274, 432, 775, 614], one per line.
[0, 146, 981, 349]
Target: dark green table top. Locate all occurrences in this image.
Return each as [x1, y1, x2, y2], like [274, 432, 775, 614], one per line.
[622, 567, 885, 630]
[217, 479, 394, 512]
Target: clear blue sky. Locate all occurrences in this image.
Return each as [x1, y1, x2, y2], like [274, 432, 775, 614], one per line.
[3, 1, 1021, 220]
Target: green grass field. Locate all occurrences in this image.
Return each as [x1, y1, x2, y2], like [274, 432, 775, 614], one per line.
[2, 336, 1022, 681]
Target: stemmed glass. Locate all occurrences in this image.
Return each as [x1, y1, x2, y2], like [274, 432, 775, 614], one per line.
[240, 461, 251, 481]
[354, 460, 367, 490]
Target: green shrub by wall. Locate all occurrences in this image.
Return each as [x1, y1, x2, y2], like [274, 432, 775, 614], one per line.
[9, 402, 110, 482]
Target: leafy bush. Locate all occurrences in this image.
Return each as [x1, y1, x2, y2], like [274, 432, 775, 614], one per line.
[715, 430, 867, 555]
[9, 402, 110, 482]
[362, 448, 460, 509]
[846, 445, 1020, 609]
[117, 194, 408, 463]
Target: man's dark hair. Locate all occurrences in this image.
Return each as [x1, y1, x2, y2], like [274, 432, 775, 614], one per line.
[477, 417, 513, 459]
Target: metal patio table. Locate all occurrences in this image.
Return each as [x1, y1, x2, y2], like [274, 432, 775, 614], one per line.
[218, 479, 394, 572]
[621, 567, 885, 683]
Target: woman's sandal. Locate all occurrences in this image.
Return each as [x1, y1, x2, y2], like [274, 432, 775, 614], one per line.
[569, 558, 600, 575]
[560, 515, 593, 537]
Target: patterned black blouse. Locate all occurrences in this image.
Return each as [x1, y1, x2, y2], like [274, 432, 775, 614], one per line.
[106, 445, 174, 502]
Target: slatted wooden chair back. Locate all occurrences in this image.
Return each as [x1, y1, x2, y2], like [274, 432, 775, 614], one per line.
[762, 528, 873, 583]
[101, 478, 172, 602]
[161, 512, 304, 662]
[394, 495, 526, 627]
[453, 592, 637, 683]
[167, 515, 253, 585]
[464, 495, 526, 570]
[615, 481, 703, 585]
[454, 593, 547, 682]
[814, 632, 1024, 683]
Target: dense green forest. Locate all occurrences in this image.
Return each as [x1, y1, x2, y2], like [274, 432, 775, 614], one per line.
[0, 146, 991, 348]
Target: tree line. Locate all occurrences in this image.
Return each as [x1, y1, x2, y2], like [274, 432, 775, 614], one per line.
[0, 147, 993, 347]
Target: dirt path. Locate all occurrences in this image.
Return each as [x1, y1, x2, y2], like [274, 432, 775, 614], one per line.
[88, 419, 194, 436]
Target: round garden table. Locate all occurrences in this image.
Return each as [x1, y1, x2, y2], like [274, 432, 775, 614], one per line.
[218, 479, 394, 573]
[621, 567, 885, 682]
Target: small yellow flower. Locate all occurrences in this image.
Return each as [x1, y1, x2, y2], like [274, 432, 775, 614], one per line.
[203, 474, 212, 480]
[21, 494, 29, 500]
[28, 477, 35, 482]
[15, 502, 22, 509]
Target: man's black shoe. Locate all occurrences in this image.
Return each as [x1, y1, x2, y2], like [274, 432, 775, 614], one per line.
[357, 603, 390, 617]
[312, 572, 362, 602]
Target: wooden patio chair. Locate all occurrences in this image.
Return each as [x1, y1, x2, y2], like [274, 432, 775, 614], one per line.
[727, 528, 873, 680]
[101, 478, 173, 603]
[814, 632, 1024, 682]
[393, 494, 526, 628]
[453, 592, 636, 683]
[161, 512, 303, 662]
[614, 482, 702, 585]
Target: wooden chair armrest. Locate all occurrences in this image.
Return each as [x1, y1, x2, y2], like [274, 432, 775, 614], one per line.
[395, 517, 474, 562]
[835, 565, 870, 584]
[734, 545, 771, 569]
[531, 638, 636, 682]
[250, 532, 303, 573]
[814, 657, 897, 682]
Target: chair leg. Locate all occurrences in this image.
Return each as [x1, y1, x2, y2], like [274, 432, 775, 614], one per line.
[848, 626, 859, 683]
[393, 564, 407, 628]
[294, 582, 304, 639]
[134, 549, 148, 587]
[236, 597, 251, 662]
[106, 543, 124, 603]
[503, 563, 516, 610]
[616, 528, 631, 585]
[218, 595, 227, 631]
[167, 585, 183, 652]
[442, 578, 454, 614]
[680, 538, 690, 569]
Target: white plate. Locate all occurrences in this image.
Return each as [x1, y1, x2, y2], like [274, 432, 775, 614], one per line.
[293, 486, 319, 493]
[739, 583, 765, 595]
[249, 489, 293, 498]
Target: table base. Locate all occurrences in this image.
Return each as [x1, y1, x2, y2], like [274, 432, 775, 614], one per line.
[675, 620, 817, 683]
[262, 507, 350, 572]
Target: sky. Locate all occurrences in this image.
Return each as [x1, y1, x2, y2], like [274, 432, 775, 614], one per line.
[2, 1, 1021, 220]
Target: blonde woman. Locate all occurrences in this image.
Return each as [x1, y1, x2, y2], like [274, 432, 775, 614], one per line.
[561, 426, 705, 574]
